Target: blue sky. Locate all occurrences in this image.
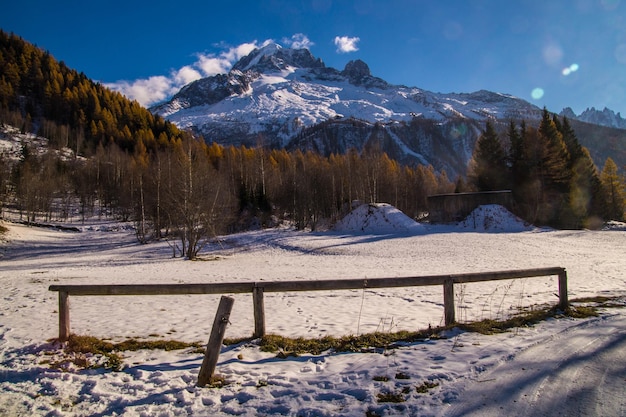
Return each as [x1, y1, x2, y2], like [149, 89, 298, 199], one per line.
[2, 0, 625, 115]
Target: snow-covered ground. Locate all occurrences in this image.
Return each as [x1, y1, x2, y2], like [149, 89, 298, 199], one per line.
[1, 204, 625, 416]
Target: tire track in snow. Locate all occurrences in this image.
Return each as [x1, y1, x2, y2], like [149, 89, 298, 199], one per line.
[442, 313, 626, 417]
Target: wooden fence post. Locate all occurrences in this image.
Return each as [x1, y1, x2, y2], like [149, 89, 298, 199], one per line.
[443, 278, 455, 326]
[558, 269, 568, 310]
[197, 296, 234, 387]
[253, 286, 266, 338]
[58, 291, 70, 342]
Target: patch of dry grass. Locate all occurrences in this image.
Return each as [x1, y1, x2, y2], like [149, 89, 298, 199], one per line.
[50, 335, 202, 371]
[258, 303, 602, 356]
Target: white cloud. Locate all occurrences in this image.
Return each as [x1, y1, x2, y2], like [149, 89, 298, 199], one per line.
[105, 75, 178, 108]
[106, 40, 265, 107]
[107, 35, 318, 107]
[196, 54, 232, 76]
[219, 42, 259, 64]
[174, 65, 202, 85]
[334, 36, 360, 53]
[283, 33, 314, 49]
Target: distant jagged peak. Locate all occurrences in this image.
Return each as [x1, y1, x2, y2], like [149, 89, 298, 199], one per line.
[580, 106, 622, 119]
[340, 59, 389, 88]
[560, 106, 626, 129]
[342, 59, 371, 78]
[560, 107, 577, 119]
[232, 42, 324, 73]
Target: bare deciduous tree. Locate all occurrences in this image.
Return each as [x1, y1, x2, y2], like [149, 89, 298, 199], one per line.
[164, 136, 235, 260]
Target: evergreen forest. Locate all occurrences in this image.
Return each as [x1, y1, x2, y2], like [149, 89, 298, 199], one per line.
[1, 30, 625, 259]
[468, 112, 625, 229]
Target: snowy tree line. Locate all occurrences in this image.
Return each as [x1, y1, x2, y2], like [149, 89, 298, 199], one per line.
[0, 129, 455, 258]
[2, 29, 625, 259]
[1, 30, 455, 258]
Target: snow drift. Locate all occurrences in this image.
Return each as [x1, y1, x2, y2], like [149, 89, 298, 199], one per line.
[457, 204, 535, 232]
[333, 203, 426, 234]
[1, 214, 626, 416]
[333, 203, 533, 235]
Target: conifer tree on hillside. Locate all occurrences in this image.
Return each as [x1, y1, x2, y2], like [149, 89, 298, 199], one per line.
[501, 112, 609, 228]
[600, 157, 626, 221]
[0, 30, 182, 155]
[534, 108, 571, 226]
[508, 120, 534, 214]
[558, 117, 605, 227]
[468, 120, 509, 191]
[538, 108, 570, 192]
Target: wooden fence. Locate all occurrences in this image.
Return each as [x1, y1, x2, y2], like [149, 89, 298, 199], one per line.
[48, 267, 568, 342]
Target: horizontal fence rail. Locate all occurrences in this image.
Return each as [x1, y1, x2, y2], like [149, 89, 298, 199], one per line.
[49, 267, 568, 342]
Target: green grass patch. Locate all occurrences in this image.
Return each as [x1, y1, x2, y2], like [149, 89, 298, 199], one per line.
[66, 334, 201, 353]
[573, 296, 613, 304]
[259, 330, 438, 356]
[54, 335, 202, 371]
[46, 298, 616, 371]
[258, 304, 601, 356]
[415, 381, 439, 394]
[377, 391, 406, 403]
[458, 304, 599, 335]
[570, 295, 626, 310]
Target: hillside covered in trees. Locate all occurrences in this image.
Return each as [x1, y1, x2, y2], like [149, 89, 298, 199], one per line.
[0, 30, 185, 154]
[0, 31, 455, 257]
[468, 110, 625, 228]
[1, 30, 625, 259]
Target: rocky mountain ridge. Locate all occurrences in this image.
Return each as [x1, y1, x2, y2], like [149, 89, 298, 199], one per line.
[560, 106, 626, 130]
[152, 43, 624, 177]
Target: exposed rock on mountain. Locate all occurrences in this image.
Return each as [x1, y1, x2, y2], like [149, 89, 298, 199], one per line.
[152, 44, 622, 177]
[232, 43, 324, 72]
[561, 106, 626, 130]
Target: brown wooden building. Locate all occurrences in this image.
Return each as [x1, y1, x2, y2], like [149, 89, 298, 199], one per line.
[427, 190, 513, 223]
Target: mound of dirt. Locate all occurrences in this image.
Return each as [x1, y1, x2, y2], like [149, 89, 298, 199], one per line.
[457, 204, 534, 232]
[333, 203, 425, 234]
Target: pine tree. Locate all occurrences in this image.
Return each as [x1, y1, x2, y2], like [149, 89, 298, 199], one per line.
[508, 120, 526, 190]
[469, 120, 509, 191]
[536, 109, 571, 226]
[558, 117, 604, 227]
[600, 158, 625, 221]
[538, 108, 570, 191]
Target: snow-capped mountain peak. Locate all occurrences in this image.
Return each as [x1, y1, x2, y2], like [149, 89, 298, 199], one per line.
[153, 45, 541, 127]
[232, 42, 324, 73]
[150, 45, 545, 177]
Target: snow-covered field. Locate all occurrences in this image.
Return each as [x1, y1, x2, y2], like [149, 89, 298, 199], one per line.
[1, 204, 625, 416]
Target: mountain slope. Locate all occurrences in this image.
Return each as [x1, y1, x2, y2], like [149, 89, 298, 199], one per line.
[561, 106, 626, 130]
[152, 43, 546, 177]
[0, 30, 185, 154]
[153, 43, 626, 177]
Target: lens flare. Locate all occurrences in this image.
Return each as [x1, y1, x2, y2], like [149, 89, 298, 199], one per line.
[562, 63, 580, 76]
[531, 88, 545, 100]
[542, 43, 564, 67]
